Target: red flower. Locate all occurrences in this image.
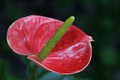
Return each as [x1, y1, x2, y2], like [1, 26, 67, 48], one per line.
[7, 15, 93, 74]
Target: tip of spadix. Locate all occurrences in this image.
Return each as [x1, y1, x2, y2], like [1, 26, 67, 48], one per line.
[70, 16, 75, 21]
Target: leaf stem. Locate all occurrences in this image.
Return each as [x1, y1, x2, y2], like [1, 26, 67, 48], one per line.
[38, 16, 75, 61]
[28, 65, 38, 80]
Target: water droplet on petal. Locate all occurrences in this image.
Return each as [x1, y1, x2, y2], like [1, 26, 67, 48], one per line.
[63, 39, 70, 43]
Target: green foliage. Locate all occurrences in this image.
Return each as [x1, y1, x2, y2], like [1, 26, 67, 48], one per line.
[0, 60, 21, 80]
[100, 47, 119, 67]
[0, 61, 6, 80]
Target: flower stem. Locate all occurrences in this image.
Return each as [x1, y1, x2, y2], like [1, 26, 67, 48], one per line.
[28, 65, 38, 80]
[38, 16, 75, 61]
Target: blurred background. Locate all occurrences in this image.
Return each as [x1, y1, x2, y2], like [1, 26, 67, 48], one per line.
[0, 0, 120, 80]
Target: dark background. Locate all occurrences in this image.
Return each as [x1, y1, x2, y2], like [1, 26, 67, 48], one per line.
[0, 0, 120, 80]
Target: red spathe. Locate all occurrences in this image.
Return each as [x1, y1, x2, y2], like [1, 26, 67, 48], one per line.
[7, 15, 92, 74]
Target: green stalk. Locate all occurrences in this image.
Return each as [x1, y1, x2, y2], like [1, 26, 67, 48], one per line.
[38, 16, 75, 61]
[28, 65, 38, 80]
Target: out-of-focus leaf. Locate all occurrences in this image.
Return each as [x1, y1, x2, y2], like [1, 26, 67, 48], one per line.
[62, 75, 90, 80]
[0, 60, 6, 80]
[100, 47, 119, 67]
[35, 67, 47, 79]
[6, 73, 20, 80]
[62, 75, 75, 80]
[39, 72, 63, 80]
[0, 60, 21, 80]
[76, 79, 90, 80]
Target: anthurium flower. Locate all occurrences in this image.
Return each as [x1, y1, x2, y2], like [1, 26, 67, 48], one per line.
[7, 15, 93, 74]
